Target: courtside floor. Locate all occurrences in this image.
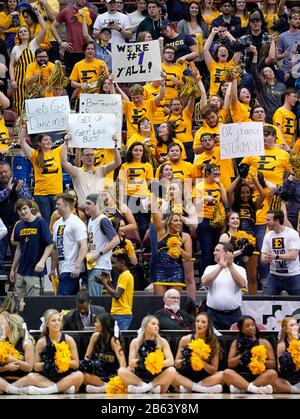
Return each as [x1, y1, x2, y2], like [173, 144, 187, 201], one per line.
[1, 392, 299, 399]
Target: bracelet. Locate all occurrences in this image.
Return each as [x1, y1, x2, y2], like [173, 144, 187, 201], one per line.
[118, 27, 122, 32]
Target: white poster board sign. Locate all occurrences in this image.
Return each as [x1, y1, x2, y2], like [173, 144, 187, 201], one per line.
[112, 40, 161, 83]
[68, 113, 116, 148]
[25, 96, 70, 134]
[220, 122, 264, 160]
[79, 93, 122, 141]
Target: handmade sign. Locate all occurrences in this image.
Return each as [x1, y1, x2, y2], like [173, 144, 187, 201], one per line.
[112, 40, 161, 82]
[68, 113, 117, 148]
[220, 122, 264, 159]
[25, 96, 70, 134]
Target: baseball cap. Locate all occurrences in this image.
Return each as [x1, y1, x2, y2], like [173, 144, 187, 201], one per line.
[86, 194, 99, 204]
[249, 11, 262, 21]
[105, 0, 116, 3]
[161, 19, 172, 28]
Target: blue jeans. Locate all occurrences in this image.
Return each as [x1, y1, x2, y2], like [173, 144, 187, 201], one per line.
[57, 272, 80, 295]
[88, 268, 106, 296]
[113, 314, 133, 330]
[34, 195, 57, 224]
[262, 273, 300, 296]
[254, 224, 269, 280]
[197, 218, 221, 276]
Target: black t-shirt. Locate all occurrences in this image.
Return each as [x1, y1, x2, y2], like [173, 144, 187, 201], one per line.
[164, 33, 196, 62]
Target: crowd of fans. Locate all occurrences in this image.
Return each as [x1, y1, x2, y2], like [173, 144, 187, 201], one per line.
[0, 0, 299, 395]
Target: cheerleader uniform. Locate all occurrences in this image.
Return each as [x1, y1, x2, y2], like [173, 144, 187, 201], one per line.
[79, 339, 119, 380]
[234, 336, 261, 381]
[41, 334, 76, 382]
[238, 203, 259, 255]
[152, 232, 185, 287]
[224, 231, 244, 266]
[0, 338, 27, 381]
[178, 334, 210, 383]
[135, 339, 162, 383]
[278, 338, 300, 383]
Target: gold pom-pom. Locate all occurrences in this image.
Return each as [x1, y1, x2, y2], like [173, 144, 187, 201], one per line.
[290, 155, 300, 177]
[144, 349, 164, 375]
[54, 341, 72, 373]
[288, 340, 300, 370]
[234, 230, 256, 246]
[221, 65, 242, 83]
[124, 239, 135, 257]
[105, 376, 127, 394]
[248, 345, 267, 375]
[167, 247, 181, 259]
[188, 338, 211, 371]
[167, 236, 181, 249]
[0, 341, 22, 365]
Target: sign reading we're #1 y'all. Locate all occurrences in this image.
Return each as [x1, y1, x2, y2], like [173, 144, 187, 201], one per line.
[112, 40, 161, 83]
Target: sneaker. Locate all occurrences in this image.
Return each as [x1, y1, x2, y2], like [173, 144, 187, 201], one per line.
[152, 385, 161, 394]
[86, 384, 107, 394]
[192, 383, 222, 393]
[64, 386, 76, 394]
[260, 385, 273, 394]
[128, 382, 152, 394]
[205, 384, 223, 394]
[179, 385, 189, 393]
[230, 385, 246, 394]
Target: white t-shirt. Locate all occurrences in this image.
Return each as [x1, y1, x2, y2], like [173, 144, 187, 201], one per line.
[94, 11, 131, 44]
[204, 263, 247, 311]
[262, 227, 300, 276]
[53, 213, 87, 274]
[88, 213, 113, 270]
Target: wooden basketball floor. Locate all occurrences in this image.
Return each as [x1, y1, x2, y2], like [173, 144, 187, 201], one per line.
[1, 392, 300, 399]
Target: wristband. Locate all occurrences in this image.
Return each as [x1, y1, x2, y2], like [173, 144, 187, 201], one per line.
[118, 27, 122, 32]
[99, 251, 104, 256]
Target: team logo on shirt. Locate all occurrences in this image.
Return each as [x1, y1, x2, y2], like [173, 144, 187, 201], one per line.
[42, 157, 59, 175]
[56, 225, 65, 261]
[272, 237, 284, 250]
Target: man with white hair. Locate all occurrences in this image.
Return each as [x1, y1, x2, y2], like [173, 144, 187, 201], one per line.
[154, 288, 194, 330]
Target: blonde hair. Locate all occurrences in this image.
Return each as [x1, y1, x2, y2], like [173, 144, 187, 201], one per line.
[278, 316, 295, 343]
[137, 315, 162, 346]
[6, 314, 34, 346]
[41, 309, 61, 337]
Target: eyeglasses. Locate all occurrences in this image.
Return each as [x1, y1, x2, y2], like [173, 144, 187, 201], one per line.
[82, 153, 94, 157]
[168, 296, 180, 300]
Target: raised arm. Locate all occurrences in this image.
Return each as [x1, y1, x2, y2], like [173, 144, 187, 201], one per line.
[101, 134, 122, 176]
[203, 27, 218, 66]
[19, 123, 34, 158]
[81, 11, 93, 43]
[61, 136, 77, 177]
[265, 34, 276, 65]
[252, 176, 266, 209]
[154, 71, 166, 106]
[39, 0, 59, 22]
[226, 175, 241, 208]
[33, 8, 47, 46]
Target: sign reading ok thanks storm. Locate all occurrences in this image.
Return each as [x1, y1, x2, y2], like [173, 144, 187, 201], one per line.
[112, 40, 161, 83]
[220, 122, 264, 160]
